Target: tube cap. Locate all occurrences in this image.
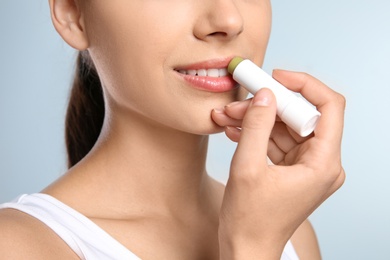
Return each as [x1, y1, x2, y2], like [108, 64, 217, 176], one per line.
[280, 97, 321, 137]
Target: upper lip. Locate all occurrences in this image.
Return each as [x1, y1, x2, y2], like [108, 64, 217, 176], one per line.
[174, 56, 235, 71]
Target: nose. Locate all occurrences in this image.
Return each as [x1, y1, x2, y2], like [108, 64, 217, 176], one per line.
[193, 0, 244, 42]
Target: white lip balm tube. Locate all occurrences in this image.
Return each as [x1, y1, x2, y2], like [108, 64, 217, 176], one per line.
[228, 57, 321, 137]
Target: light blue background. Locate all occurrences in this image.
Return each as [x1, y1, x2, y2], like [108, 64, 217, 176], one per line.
[1, 1, 389, 259]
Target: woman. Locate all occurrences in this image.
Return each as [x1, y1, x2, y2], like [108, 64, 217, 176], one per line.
[0, 0, 345, 259]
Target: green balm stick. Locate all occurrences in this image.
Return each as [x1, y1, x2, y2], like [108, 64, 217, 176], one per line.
[228, 57, 321, 137]
[227, 57, 244, 74]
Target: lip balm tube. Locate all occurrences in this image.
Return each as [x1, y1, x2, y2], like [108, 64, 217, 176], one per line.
[228, 57, 321, 137]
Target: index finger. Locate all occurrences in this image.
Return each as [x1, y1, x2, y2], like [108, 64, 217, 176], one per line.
[272, 70, 346, 143]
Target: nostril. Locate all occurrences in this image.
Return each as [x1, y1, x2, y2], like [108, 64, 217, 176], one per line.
[208, 31, 228, 37]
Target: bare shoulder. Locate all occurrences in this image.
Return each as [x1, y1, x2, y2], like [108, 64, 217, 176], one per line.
[0, 208, 79, 259]
[290, 219, 322, 260]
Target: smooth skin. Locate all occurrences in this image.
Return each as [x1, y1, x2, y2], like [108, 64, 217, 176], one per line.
[0, 0, 345, 259]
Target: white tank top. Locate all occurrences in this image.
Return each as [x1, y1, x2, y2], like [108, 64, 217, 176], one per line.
[0, 194, 299, 260]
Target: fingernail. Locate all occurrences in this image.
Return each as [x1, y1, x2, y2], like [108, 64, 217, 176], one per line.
[273, 69, 288, 73]
[252, 89, 272, 107]
[226, 126, 241, 133]
[225, 101, 241, 108]
[213, 108, 224, 114]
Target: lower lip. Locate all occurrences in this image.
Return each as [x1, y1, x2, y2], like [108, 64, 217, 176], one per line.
[176, 72, 238, 93]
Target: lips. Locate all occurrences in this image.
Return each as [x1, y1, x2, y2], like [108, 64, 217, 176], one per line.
[174, 57, 238, 92]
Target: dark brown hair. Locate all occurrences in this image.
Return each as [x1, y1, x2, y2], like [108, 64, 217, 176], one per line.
[65, 51, 104, 168]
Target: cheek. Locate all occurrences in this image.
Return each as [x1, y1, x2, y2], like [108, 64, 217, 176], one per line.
[84, 2, 191, 101]
[242, 1, 272, 64]
[85, 1, 190, 64]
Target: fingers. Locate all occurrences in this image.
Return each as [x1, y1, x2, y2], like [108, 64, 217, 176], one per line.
[214, 106, 301, 162]
[272, 70, 346, 143]
[224, 99, 252, 119]
[211, 98, 251, 128]
[212, 93, 301, 158]
[270, 122, 299, 152]
[213, 69, 345, 173]
[267, 122, 303, 165]
[211, 109, 243, 128]
[230, 88, 277, 173]
[267, 139, 285, 165]
[225, 126, 241, 142]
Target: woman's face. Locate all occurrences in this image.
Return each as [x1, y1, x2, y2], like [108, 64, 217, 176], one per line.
[80, 0, 272, 134]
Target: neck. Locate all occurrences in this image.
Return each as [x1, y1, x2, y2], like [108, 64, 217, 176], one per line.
[56, 108, 218, 219]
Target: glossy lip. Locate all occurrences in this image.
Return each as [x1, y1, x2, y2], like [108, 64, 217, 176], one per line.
[175, 56, 234, 70]
[174, 57, 239, 93]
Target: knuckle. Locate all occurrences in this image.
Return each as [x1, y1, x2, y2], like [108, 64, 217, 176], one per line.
[300, 72, 311, 79]
[322, 163, 345, 186]
[335, 93, 347, 109]
[298, 72, 312, 85]
[335, 168, 346, 188]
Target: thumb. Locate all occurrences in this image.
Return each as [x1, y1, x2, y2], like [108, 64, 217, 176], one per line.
[231, 88, 277, 173]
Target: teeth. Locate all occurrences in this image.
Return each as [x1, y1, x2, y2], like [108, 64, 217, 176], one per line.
[198, 69, 207, 76]
[188, 70, 197, 76]
[219, 68, 228, 77]
[207, 69, 219, 77]
[177, 68, 229, 77]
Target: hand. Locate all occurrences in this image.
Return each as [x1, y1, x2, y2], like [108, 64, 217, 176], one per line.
[211, 70, 346, 259]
